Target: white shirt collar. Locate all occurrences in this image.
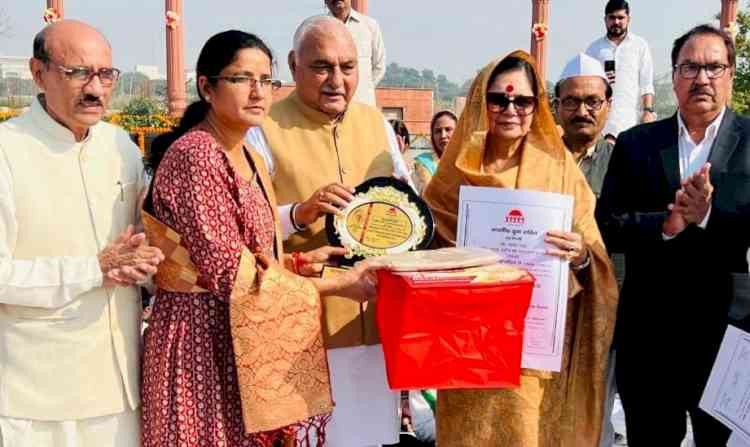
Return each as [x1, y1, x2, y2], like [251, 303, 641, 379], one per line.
[677, 106, 727, 145]
[30, 95, 95, 144]
[329, 8, 361, 24]
[606, 31, 631, 46]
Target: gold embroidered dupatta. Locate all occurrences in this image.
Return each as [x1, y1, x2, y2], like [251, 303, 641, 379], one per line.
[142, 147, 333, 436]
[423, 51, 618, 446]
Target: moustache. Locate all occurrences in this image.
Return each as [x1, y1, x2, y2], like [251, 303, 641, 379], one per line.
[571, 117, 595, 125]
[80, 94, 103, 105]
[689, 87, 714, 98]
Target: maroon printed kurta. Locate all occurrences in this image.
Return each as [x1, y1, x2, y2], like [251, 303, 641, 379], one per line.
[141, 130, 285, 447]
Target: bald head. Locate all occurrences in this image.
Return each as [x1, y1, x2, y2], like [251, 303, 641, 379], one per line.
[30, 20, 116, 141]
[34, 20, 111, 64]
[289, 15, 359, 118]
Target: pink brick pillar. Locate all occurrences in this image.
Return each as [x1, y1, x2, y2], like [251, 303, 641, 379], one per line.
[530, 0, 550, 82]
[721, 0, 739, 38]
[165, 0, 186, 117]
[352, 0, 368, 14]
[46, 0, 64, 20]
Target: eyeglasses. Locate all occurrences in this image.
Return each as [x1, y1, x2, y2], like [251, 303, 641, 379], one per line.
[210, 75, 282, 91]
[556, 97, 607, 112]
[49, 61, 121, 86]
[486, 92, 537, 116]
[673, 63, 729, 80]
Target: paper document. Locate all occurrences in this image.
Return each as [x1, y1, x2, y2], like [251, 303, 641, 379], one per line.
[729, 432, 750, 447]
[699, 325, 750, 444]
[457, 186, 574, 372]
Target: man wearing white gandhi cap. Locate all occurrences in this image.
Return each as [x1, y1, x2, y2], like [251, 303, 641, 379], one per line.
[554, 53, 614, 197]
[555, 53, 626, 446]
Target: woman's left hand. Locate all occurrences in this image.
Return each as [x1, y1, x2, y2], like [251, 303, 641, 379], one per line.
[545, 230, 588, 268]
[297, 246, 348, 277]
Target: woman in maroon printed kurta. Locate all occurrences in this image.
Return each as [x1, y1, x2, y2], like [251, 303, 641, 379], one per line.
[141, 31, 371, 447]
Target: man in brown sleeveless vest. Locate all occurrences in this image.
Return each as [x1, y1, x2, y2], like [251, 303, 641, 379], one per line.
[245, 15, 410, 447]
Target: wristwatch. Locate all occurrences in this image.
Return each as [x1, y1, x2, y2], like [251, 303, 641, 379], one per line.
[643, 107, 655, 113]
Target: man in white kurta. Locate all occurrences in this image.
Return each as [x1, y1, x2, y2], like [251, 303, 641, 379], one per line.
[0, 20, 163, 447]
[324, 0, 386, 106]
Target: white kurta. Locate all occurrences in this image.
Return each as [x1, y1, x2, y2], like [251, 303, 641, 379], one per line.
[586, 32, 655, 138]
[0, 97, 144, 445]
[333, 9, 386, 106]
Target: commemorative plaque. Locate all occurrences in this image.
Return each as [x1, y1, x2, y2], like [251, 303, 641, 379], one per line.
[325, 177, 435, 264]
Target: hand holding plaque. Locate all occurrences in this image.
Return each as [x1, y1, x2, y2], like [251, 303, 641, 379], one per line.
[325, 177, 435, 263]
[295, 183, 356, 227]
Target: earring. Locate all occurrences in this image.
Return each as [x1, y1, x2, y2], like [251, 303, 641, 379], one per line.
[205, 96, 211, 103]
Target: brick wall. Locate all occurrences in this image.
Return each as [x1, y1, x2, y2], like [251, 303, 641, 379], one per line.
[273, 85, 434, 135]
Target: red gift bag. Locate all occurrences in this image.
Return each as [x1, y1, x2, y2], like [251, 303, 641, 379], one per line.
[376, 268, 534, 390]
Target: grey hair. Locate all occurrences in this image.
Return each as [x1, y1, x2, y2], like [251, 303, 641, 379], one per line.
[291, 15, 345, 58]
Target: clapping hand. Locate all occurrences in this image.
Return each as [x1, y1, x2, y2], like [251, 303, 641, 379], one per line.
[664, 162, 712, 236]
[675, 163, 713, 224]
[99, 225, 165, 288]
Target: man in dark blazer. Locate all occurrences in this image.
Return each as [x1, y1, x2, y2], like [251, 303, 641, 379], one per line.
[597, 24, 750, 446]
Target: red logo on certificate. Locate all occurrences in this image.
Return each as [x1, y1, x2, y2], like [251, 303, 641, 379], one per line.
[505, 209, 525, 225]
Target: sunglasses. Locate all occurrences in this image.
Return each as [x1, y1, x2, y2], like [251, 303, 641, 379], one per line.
[486, 92, 537, 116]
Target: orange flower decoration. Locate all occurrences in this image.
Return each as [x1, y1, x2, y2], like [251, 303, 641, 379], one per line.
[166, 11, 180, 30]
[532, 23, 549, 41]
[43, 8, 60, 24]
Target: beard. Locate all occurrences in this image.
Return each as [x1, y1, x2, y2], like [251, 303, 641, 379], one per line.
[607, 25, 627, 39]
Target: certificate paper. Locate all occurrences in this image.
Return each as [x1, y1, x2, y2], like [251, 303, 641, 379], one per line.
[457, 186, 574, 372]
[729, 432, 750, 447]
[699, 325, 750, 444]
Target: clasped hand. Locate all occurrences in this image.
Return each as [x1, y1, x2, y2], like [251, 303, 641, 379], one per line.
[664, 163, 712, 237]
[98, 225, 165, 288]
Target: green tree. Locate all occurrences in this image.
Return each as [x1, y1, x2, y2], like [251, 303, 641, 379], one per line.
[732, 4, 750, 113]
[380, 62, 470, 103]
[123, 96, 164, 116]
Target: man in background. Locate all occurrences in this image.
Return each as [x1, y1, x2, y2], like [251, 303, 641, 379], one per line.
[324, 0, 386, 106]
[555, 53, 628, 447]
[586, 0, 655, 142]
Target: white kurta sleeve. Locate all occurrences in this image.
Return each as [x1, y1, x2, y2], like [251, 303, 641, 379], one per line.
[0, 149, 103, 308]
[371, 20, 386, 85]
[246, 126, 297, 240]
[639, 40, 655, 97]
[384, 119, 416, 191]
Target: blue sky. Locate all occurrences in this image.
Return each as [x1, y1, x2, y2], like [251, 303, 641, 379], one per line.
[2, 0, 722, 84]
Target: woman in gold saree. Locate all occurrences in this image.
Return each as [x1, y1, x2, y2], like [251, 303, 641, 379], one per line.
[423, 50, 618, 446]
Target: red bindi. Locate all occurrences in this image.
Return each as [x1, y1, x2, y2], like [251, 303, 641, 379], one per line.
[505, 84, 514, 93]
